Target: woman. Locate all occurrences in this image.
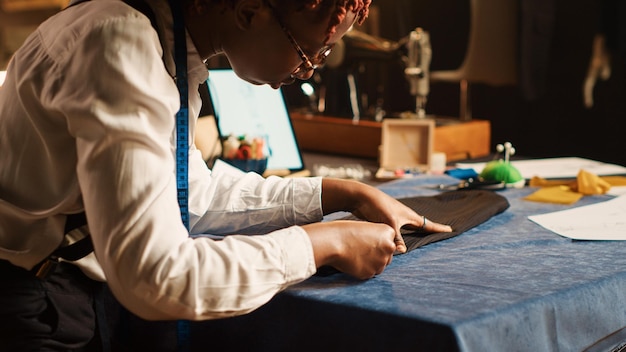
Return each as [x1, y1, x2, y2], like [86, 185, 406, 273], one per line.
[0, 0, 451, 349]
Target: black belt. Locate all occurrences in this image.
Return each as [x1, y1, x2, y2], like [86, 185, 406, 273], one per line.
[33, 212, 92, 279]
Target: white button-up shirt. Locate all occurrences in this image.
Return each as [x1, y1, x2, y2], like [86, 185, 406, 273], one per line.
[0, 0, 320, 320]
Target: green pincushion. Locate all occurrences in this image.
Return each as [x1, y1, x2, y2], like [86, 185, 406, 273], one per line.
[480, 160, 524, 187]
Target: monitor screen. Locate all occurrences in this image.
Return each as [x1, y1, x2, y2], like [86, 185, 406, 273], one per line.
[205, 69, 305, 173]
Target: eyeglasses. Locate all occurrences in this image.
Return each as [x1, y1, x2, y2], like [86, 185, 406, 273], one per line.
[265, 2, 336, 79]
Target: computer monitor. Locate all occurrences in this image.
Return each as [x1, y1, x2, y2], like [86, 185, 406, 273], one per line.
[205, 68, 306, 174]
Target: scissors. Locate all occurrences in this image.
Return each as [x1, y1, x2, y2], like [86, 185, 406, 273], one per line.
[436, 178, 506, 191]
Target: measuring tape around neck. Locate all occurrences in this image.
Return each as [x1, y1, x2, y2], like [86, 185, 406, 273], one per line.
[170, 0, 189, 231]
[169, 0, 191, 350]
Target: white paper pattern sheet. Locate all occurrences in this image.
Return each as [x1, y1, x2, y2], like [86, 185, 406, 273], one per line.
[528, 195, 626, 240]
[456, 157, 626, 179]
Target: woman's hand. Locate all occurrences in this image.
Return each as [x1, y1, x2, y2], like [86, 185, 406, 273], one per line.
[303, 220, 397, 279]
[321, 178, 453, 254]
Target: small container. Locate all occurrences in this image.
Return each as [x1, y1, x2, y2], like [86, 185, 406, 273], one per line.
[430, 152, 447, 174]
[376, 118, 434, 180]
[221, 158, 268, 175]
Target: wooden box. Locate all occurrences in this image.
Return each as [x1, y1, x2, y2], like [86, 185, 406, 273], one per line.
[376, 118, 434, 180]
[289, 112, 490, 162]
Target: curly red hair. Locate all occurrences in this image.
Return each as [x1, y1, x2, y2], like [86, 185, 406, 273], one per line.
[213, 0, 372, 44]
[322, 0, 372, 42]
[273, 0, 372, 44]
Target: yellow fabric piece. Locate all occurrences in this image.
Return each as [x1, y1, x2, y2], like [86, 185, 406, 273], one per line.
[601, 175, 626, 186]
[524, 186, 583, 205]
[528, 176, 576, 188]
[525, 169, 618, 204]
[576, 169, 611, 195]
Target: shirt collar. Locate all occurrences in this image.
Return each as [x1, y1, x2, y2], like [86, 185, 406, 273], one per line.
[147, 0, 209, 86]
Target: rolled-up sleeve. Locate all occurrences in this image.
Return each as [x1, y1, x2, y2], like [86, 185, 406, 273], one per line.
[188, 151, 324, 235]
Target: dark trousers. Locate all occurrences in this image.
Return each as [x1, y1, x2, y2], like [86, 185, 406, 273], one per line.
[0, 259, 185, 352]
[0, 259, 108, 351]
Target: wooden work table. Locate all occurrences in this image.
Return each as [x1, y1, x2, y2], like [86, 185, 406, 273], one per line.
[290, 112, 491, 162]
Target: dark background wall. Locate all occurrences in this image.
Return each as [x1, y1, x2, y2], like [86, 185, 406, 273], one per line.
[408, 0, 626, 166]
[286, 0, 626, 166]
[5, 1, 623, 166]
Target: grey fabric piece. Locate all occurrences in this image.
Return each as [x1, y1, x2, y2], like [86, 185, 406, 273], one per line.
[316, 190, 509, 276]
[395, 189, 510, 251]
[342, 189, 510, 252]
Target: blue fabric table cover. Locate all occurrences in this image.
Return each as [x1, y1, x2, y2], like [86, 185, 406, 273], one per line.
[189, 174, 626, 351]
